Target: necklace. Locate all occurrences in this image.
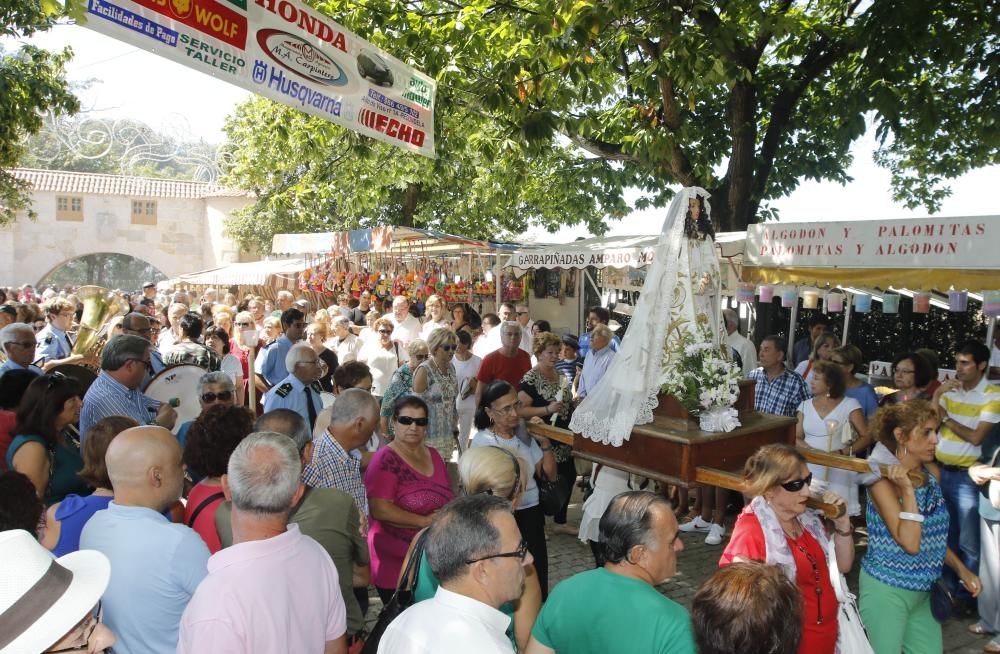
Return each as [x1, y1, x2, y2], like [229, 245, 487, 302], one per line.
[793, 540, 824, 625]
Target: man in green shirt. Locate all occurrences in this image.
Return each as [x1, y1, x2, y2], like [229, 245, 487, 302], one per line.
[525, 490, 696, 654]
[214, 409, 370, 640]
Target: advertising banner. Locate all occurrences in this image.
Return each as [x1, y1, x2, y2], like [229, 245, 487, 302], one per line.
[80, 0, 437, 157]
[745, 216, 998, 269]
[509, 247, 657, 271]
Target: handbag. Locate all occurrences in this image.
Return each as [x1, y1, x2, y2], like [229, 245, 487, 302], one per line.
[825, 535, 875, 654]
[360, 529, 429, 654]
[929, 577, 957, 623]
[537, 473, 571, 516]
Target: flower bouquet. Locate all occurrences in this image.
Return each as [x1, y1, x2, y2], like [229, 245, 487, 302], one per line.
[659, 327, 743, 432]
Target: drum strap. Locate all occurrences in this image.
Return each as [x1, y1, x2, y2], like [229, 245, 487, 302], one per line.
[187, 492, 225, 528]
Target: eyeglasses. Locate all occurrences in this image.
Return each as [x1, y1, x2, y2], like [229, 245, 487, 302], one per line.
[201, 390, 233, 403]
[780, 473, 813, 492]
[48, 601, 101, 653]
[46, 371, 68, 388]
[396, 415, 429, 426]
[5, 340, 35, 349]
[129, 358, 152, 371]
[378, 329, 393, 335]
[465, 539, 529, 564]
[490, 400, 522, 415]
[440, 345, 455, 352]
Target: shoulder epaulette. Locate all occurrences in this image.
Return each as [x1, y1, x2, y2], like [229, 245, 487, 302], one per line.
[44, 335, 53, 345]
[275, 382, 293, 398]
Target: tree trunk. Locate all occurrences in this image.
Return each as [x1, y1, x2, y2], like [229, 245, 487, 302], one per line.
[399, 182, 421, 227]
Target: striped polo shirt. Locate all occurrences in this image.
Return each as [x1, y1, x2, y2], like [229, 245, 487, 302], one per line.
[936, 376, 1000, 467]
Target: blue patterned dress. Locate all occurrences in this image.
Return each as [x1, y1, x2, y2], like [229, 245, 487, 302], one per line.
[862, 469, 949, 591]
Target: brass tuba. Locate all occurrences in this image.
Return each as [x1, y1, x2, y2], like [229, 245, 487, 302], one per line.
[71, 286, 130, 358]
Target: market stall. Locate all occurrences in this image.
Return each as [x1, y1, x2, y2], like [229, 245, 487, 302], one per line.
[506, 231, 747, 335]
[168, 257, 331, 304]
[738, 215, 1000, 368]
[272, 226, 530, 319]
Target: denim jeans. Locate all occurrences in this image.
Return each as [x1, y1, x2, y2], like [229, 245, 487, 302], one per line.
[939, 466, 981, 601]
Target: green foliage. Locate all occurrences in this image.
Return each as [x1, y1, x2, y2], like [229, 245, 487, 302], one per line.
[41, 252, 167, 290]
[1, 0, 81, 223]
[257, 0, 996, 232]
[221, 96, 628, 253]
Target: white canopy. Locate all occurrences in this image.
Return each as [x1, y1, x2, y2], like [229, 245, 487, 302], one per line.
[508, 231, 745, 272]
[173, 258, 310, 288]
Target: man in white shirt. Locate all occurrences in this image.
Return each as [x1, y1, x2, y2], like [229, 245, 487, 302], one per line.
[515, 303, 534, 353]
[378, 494, 529, 654]
[388, 296, 422, 363]
[723, 309, 757, 375]
[473, 313, 502, 358]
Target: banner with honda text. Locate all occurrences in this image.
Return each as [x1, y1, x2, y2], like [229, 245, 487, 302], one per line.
[79, 0, 437, 157]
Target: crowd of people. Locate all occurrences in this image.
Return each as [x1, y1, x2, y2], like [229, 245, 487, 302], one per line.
[1, 280, 1000, 654]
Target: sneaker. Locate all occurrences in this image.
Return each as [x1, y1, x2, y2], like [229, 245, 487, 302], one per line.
[705, 523, 726, 545]
[679, 516, 712, 533]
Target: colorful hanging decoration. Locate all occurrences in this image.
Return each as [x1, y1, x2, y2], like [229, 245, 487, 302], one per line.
[913, 292, 931, 313]
[758, 285, 774, 302]
[826, 291, 844, 312]
[854, 293, 872, 313]
[882, 294, 900, 314]
[948, 290, 969, 312]
[984, 291, 1000, 318]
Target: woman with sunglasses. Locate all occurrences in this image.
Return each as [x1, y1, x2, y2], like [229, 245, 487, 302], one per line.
[517, 331, 575, 534]
[365, 394, 454, 604]
[182, 404, 254, 553]
[413, 328, 459, 452]
[6, 372, 88, 505]
[400, 446, 541, 652]
[379, 339, 429, 437]
[860, 400, 979, 653]
[471, 380, 557, 600]
[360, 316, 401, 403]
[721, 443, 852, 654]
[41, 416, 138, 556]
[204, 326, 245, 406]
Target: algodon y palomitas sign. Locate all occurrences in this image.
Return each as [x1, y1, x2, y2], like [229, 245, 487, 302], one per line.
[79, 0, 436, 157]
[745, 216, 998, 269]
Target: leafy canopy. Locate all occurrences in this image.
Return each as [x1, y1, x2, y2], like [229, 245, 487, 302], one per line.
[1, 0, 81, 222]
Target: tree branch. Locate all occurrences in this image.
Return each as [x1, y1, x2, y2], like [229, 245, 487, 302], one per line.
[567, 134, 640, 162]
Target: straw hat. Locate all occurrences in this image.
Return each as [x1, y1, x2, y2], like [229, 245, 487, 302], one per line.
[0, 530, 110, 654]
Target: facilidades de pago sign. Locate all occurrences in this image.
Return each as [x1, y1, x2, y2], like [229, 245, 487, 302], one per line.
[79, 0, 437, 157]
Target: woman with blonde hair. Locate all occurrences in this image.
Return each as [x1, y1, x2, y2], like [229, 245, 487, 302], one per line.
[402, 445, 541, 652]
[860, 400, 979, 653]
[721, 443, 852, 654]
[413, 327, 459, 451]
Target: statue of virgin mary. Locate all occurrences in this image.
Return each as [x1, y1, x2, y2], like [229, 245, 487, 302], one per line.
[569, 187, 723, 446]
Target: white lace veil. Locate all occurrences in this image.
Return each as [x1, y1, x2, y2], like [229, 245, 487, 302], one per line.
[569, 186, 720, 446]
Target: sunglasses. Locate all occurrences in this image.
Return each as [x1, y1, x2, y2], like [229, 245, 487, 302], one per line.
[48, 601, 101, 653]
[235, 322, 253, 327]
[396, 416, 429, 426]
[201, 390, 233, 403]
[780, 473, 813, 492]
[412, 353, 429, 361]
[465, 539, 529, 564]
[440, 345, 455, 352]
[378, 329, 393, 335]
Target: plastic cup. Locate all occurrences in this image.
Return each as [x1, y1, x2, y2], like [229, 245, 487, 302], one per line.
[913, 293, 931, 313]
[854, 293, 872, 313]
[949, 290, 968, 312]
[781, 288, 798, 308]
[882, 294, 900, 314]
[759, 285, 774, 302]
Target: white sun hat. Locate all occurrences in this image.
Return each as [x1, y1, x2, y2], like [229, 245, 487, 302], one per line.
[0, 530, 110, 654]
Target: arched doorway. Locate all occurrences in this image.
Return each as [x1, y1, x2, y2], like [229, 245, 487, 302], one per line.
[39, 253, 167, 291]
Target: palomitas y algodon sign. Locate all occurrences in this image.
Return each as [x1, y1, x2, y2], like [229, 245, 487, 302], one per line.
[79, 0, 437, 157]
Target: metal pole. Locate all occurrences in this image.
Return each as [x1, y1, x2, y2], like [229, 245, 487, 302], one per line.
[247, 346, 257, 410]
[787, 292, 798, 365]
[842, 292, 854, 346]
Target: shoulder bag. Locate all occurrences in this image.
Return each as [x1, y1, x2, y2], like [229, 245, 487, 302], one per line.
[360, 528, 430, 654]
[824, 535, 874, 653]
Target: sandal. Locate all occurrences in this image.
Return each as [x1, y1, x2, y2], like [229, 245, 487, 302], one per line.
[970, 623, 994, 636]
[984, 639, 1000, 654]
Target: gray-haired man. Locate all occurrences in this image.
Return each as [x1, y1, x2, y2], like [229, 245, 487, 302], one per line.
[175, 371, 236, 449]
[214, 410, 371, 641]
[378, 494, 530, 654]
[179, 432, 348, 653]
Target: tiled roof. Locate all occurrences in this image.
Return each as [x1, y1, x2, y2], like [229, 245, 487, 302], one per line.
[11, 168, 249, 199]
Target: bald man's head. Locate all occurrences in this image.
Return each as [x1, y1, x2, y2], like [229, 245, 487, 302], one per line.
[106, 426, 185, 507]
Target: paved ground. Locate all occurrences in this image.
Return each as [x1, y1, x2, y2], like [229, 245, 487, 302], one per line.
[365, 478, 990, 652]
